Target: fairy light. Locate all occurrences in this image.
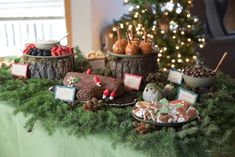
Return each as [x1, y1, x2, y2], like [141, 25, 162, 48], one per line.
[171, 59, 175, 63]
[136, 5, 140, 9]
[202, 38, 205, 42]
[134, 12, 139, 18]
[181, 31, 185, 35]
[187, 13, 191, 18]
[186, 58, 190, 62]
[187, 25, 191, 28]
[178, 59, 182, 63]
[193, 55, 197, 59]
[158, 53, 162, 57]
[157, 58, 160, 62]
[128, 25, 133, 30]
[129, 6, 134, 12]
[142, 10, 145, 13]
[198, 38, 202, 42]
[120, 23, 124, 29]
[188, 0, 192, 4]
[171, 64, 175, 68]
[163, 68, 167, 71]
[150, 35, 154, 38]
[199, 44, 204, 48]
[178, 53, 181, 58]
[159, 49, 163, 53]
[112, 27, 117, 32]
[181, 42, 184, 45]
[167, 55, 170, 59]
[194, 18, 198, 22]
[187, 38, 192, 42]
[173, 30, 177, 33]
[161, 30, 165, 34]
[124, 0, 129, 3]
[164, 12, 169, 16]
[125, 22, 129, 25]
[109, 33, 113, 38]
[172, 36, 176, 39]
[163, 47, 167, 51]
[176, 46, 180, 50]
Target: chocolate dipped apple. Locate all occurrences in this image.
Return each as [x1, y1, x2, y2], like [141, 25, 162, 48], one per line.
[112, 27, 127, 54]
[140, 31, 153, 55]
[125, 32, 139, 55]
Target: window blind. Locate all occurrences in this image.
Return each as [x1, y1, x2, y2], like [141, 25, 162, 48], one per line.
[0, 0, 64, 18]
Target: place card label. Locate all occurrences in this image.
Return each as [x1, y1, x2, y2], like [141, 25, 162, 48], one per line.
[124, 73, 143, 91]
[167, 69, 183, 84]
[11, 63, 28, 78]
[176, 87, 198, 104]
[54, 85, 76, 102]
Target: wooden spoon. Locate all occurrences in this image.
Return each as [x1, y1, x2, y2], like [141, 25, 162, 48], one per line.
[214, 51, 228, 72]
[58, 32, 70, 42]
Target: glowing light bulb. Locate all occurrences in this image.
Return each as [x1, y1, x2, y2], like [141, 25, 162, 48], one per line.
[136, 5, 140, 9]
[157, 58, 160, 62]
[163, 47, 167, 51]
[159, 49, 163, 53]
[172, 36, 176, 39]
[198, 38, 202, 42]
[163, 68, 167, 71]
[199, 44, 204, 48]
[186, 58, 189, 62]
[193, 55, 197, 59]
[187, 13, 191, 18]
[161, 30, 165, 34]
[181, 42, 184, 45]
[187, 38, 192, 42]
[124, 0, 129, 3]
[171, 59, 175, 63]
[128, 25, 133, 30]
[158, 53, 162, 57]
[176, 46, 180, 50]
[188, 0, 192, 4]
[129, 6, 134, 11]
[194, 18, 198, 22]
[167, 56, 170, 59]
[173, 30, 177, 33]
[120, 23, 124, 29]
[164, 12, 169, 16]
[202, 38, 205, 42]
[109, 33, 113, 38]
[181, 31, 185, 35]
[112, 27, 117, 31]
[178, 53, 181, 58]
[178, 59, 182, 63]
[187, 25, 191, 28]
[171, 64, 175, 68]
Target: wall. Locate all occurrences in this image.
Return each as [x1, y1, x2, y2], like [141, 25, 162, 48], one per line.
[70, 0, 128, 54]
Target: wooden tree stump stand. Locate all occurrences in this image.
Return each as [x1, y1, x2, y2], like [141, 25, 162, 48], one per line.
[108, 52, 158, 79]
[22, 54, 74, 80]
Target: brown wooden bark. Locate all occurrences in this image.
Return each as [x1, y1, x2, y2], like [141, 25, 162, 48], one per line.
[109, 53, 158, 79]
[22, 55, 74, 80]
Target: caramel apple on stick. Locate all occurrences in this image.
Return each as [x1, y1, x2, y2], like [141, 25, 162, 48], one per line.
[130, 29, 140, 46]
[112, 27, 127, 54]
[140, 31, 152, 55]
[125, 32, 139, 55]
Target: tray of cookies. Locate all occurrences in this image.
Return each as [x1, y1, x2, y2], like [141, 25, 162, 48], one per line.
[132, 99, 199, 126]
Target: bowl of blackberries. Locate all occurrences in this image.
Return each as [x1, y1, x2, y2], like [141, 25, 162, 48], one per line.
[28, 47, 51, 56]
[183, 65, 216, 88]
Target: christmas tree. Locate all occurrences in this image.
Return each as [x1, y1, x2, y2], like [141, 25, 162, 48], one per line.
[111, 0, 206, 71]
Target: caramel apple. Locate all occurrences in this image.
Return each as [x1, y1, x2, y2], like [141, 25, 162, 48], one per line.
[112, 27, 127, 54]
[139, 31, 153, 55]
[125, 32, 139, 55]
[130, 29, 140, 46]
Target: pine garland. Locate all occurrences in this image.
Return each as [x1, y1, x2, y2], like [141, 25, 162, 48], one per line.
[0, 67, 235, 157]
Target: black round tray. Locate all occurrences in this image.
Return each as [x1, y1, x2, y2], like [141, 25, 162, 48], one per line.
[131, 107, 199, 127]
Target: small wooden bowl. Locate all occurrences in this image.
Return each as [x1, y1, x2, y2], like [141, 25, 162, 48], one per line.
[183, 74, 215, 88]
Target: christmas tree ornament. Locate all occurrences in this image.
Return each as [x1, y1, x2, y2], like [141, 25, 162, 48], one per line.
[158, 14, 169, 32]
[143, 83, 163, 103]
